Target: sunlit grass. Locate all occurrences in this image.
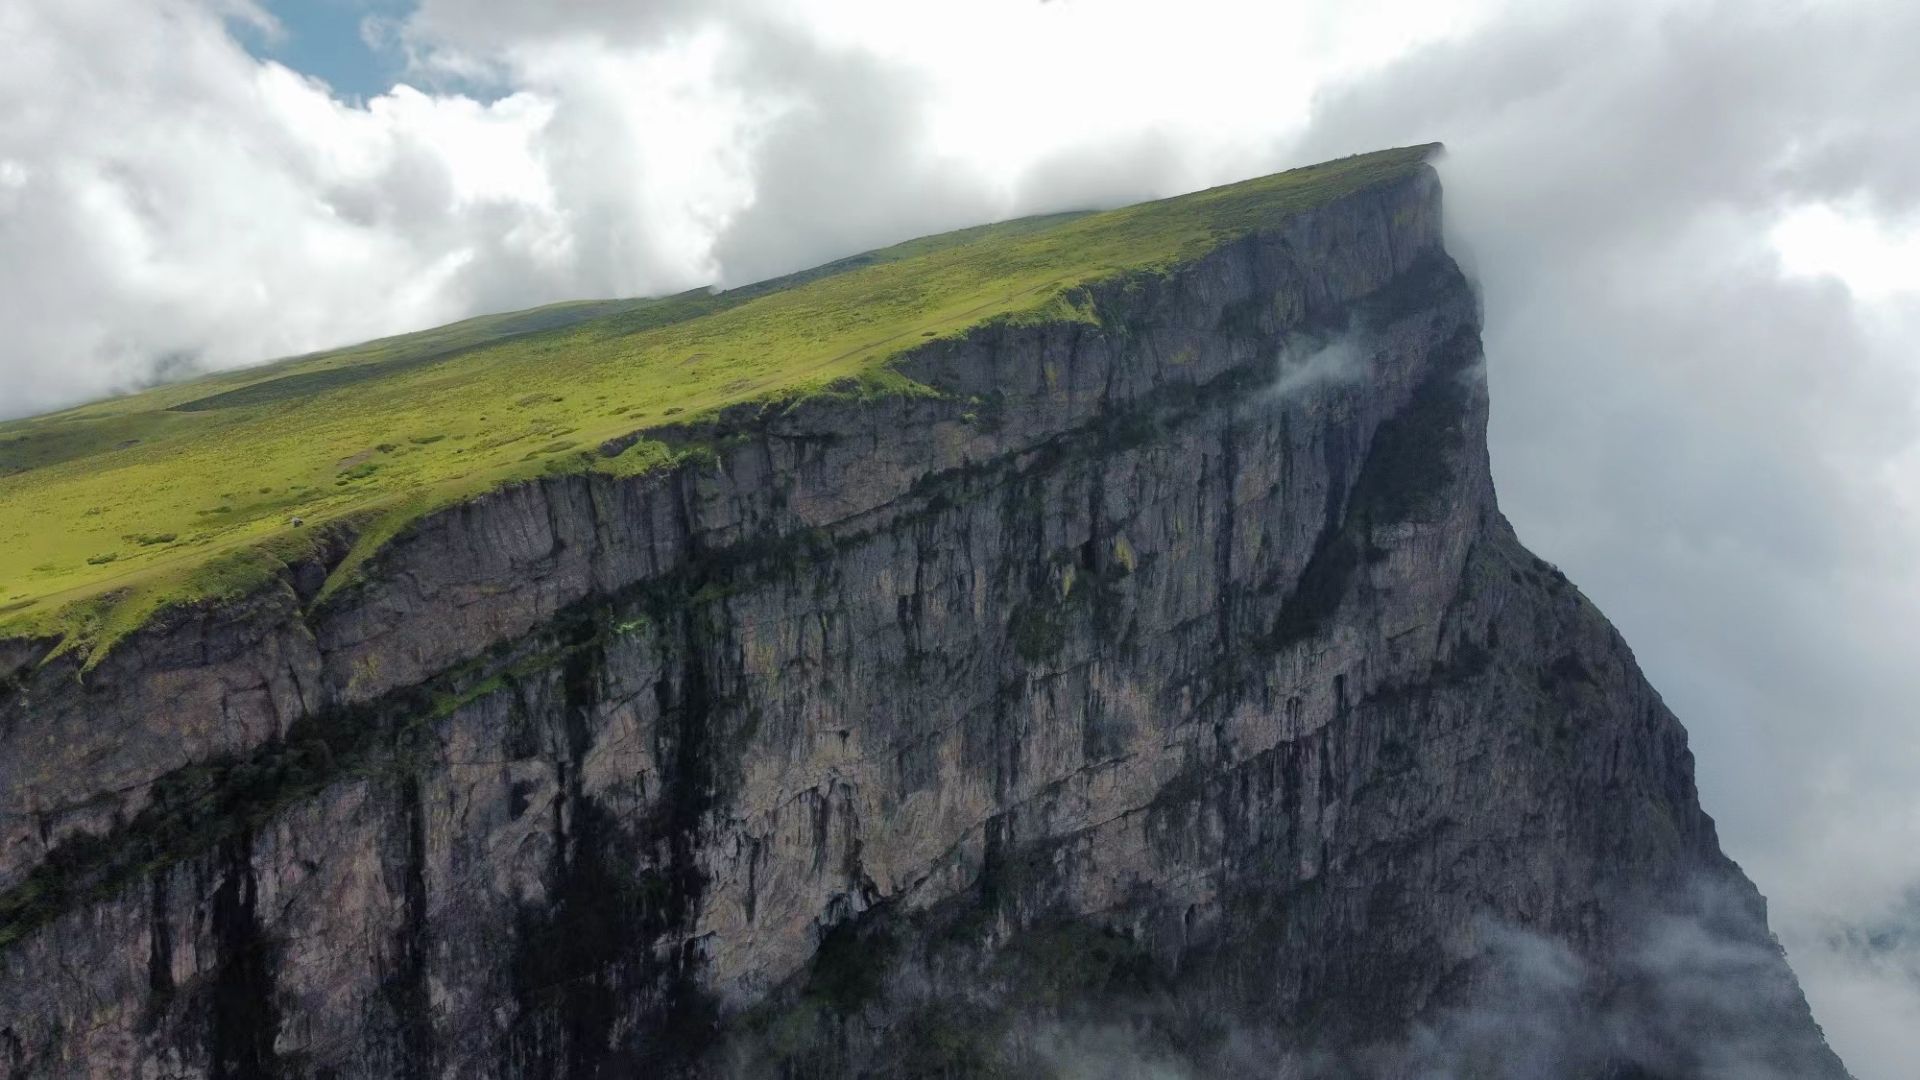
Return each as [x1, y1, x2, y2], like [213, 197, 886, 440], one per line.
[0, 145, 1434, 659]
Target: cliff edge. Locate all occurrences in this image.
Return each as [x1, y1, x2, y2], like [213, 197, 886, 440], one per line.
[0, 156, 1847, 1078]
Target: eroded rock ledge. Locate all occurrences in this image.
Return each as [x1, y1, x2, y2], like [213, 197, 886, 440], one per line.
[0, 167, 1848, 1079]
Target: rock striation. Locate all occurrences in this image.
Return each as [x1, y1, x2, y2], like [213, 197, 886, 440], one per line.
[0, 160, 1848, 1078]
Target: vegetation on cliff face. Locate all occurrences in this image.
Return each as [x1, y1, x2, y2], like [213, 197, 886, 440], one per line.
[731, 905, 1176, 1078]
[0, 144, 1435, 656]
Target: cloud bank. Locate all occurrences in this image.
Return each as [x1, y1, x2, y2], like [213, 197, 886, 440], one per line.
[1282, 9, 1920, 1076]
[0, 0, 1494, 417]
[4, 0, 1918, 1074]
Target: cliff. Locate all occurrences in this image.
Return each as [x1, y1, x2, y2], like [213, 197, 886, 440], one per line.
[0, 157, 1848, 1078]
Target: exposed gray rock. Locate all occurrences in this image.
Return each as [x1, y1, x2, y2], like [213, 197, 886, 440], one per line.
[0, 165, 1847, 1078]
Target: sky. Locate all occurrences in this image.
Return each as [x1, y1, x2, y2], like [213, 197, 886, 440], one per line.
[238, 0, 414, 101]
[3, 0, 1918, 1073]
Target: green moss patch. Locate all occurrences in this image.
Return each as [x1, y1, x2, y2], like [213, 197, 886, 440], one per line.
[0, 146, 1436, 657]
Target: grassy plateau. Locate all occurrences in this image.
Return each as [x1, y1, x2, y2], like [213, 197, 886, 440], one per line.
[0, 145, 1434, 660]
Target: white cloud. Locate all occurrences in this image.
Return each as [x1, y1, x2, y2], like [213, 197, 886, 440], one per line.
[1284, 5, 1920, 1073]
[1774, 203, 1920, 300]
[0, 0, 1501, 418]
[0, 0, 584, 414]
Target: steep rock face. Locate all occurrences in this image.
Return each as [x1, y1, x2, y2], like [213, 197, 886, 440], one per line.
[0, 166, 1847, 1078]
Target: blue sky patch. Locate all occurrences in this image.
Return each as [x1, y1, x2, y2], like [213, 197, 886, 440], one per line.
[237, 0, 414, 102]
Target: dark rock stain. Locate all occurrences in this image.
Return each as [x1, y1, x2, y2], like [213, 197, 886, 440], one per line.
[207, 832, 281, 1080]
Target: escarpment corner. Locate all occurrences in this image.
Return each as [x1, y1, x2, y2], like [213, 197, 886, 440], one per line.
[0, 148, 1849, 1078]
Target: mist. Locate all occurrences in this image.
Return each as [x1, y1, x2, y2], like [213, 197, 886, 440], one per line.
[1270, 334, 1370, 400]
[716, 878, 1833, 1079]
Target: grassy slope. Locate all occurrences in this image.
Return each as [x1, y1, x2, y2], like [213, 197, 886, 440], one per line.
[0, 145, 1434, 657]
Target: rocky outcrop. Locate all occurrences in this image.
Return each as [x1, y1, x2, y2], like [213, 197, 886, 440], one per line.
[0, 164, 1848, 1078]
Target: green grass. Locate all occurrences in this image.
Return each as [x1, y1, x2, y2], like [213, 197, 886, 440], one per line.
[0, 145, 1435, 659]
